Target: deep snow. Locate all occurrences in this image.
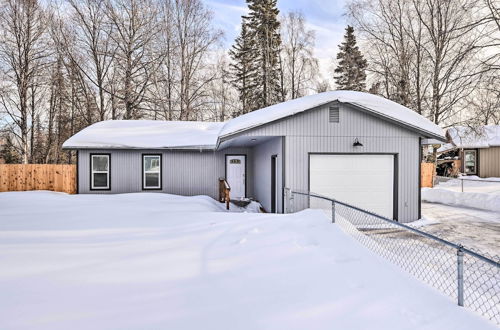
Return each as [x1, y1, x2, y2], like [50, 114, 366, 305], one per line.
[63, 91, 444, 149]
[438, 125, 500, 152]
[422, 176, 500, 212]
[219, 90, 444, 138]
[0, 191, 496, 330]
[62, 120, 223, 149]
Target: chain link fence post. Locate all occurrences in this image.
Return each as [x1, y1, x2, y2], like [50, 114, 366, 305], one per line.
[331, 200, 336, 223]
[457, 246, 464, 307]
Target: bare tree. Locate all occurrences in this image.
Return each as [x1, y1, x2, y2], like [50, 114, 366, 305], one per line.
[105, 0, 162, 119]
[64, 0, 116, 122]
[0, 0, 49, 163]
[349, 0, 488, 126]
[280, 11, 318, 100]
[170, 0, 222, 120]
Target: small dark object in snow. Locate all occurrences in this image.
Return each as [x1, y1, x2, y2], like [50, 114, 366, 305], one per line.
[231, 198, 252, 207]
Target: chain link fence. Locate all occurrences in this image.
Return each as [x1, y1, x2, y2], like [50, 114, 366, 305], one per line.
[284, 188, 500, 325]
[433, 175, 500, 193]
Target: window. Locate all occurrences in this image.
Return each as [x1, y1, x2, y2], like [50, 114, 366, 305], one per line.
[143, 154, 161, 189]
[464, 150, 477, 174]
[329, 106, 340, 123]
[91, 154, 110, 190]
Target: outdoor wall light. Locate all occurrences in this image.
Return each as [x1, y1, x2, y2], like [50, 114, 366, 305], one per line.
[353, 138, 363, 147]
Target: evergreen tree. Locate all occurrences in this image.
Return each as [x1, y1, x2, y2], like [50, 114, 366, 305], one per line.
[0, 135, 21, 164]
[245, 0, 282, 109]
[334, 26, 367, 91]
[229, 20, 257, 116]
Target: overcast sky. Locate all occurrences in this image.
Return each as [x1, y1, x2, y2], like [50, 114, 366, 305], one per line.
[206, 0, 349, 83]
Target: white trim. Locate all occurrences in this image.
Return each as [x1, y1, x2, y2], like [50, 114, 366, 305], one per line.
[143, 155, 161, 189]
[91, 154, 110, 190]
[464, 150, 477, 175]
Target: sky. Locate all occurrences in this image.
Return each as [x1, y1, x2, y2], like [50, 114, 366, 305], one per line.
[206, 0, 349, 84]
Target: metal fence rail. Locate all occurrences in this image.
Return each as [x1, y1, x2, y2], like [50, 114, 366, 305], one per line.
[434, 175, 500, 193]
[284, 188, 500, 325]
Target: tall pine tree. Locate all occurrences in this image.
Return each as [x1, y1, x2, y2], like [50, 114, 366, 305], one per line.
[334, 26, 367, 91]
[247, 0, 282, 108]
[230, 0, 281, 113]
[229, 20, 257, 116]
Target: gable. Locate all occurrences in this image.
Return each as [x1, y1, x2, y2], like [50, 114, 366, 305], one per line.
[221, 102, 423, 141]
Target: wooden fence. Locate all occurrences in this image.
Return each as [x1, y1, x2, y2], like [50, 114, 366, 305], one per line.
[421, 162, 435, 188]
[0, 164, 76, 194]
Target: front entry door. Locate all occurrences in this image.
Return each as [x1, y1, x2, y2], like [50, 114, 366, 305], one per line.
[226, 155, 246, 199]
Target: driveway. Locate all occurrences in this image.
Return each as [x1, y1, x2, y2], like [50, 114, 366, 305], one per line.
[421, 202, 500, 257]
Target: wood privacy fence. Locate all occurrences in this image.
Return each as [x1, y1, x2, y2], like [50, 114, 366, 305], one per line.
[421, 162, 435, 188]
[0, 164, 77, 194]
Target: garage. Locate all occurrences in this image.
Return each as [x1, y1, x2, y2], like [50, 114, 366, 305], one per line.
[309, 154, 396, 219]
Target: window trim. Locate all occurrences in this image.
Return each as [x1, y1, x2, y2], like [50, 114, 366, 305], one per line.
[90, 153, 111, 191]
[463, 149, 477, 175]
[142, 153, 162, 190]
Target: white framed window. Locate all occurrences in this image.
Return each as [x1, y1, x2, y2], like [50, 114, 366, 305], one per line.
[91, 154, 110, 190]
[464, 150, 477, 174]
[143, 154, 161, 189]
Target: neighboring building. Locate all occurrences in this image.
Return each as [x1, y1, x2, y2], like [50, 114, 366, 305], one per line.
[438, 126, 500, 178]
[63, 91, 444, 222]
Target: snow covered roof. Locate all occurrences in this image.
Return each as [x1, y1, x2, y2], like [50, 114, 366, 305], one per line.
[63, 91, 445, 150]
[438, 125, 500, 152]
[219, 91, 444, 139]
[62, 120, 224, 149]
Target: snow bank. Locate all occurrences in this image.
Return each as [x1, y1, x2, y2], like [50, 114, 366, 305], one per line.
[62, 120, 223, 149]
[0, 191, 495, 330]
[422, 188, 500, 212]
[219, 90, 444, 138]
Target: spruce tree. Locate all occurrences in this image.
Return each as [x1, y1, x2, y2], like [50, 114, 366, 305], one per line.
[229, 20, 257, 116]
[245, 0, 282, 109]
[334, 26, 367, 91]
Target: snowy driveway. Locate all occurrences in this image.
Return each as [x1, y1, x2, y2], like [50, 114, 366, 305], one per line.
[0, 192, 497, 330]
[421, 202, 500, 257]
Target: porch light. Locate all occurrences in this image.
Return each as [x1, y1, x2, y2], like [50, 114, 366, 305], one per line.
[353, 138, 363, 147]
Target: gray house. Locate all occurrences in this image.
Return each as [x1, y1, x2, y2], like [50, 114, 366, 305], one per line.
[63, 91, 444, 222]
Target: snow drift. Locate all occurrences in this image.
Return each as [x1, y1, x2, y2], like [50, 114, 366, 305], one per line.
[0, 191, 495, 330]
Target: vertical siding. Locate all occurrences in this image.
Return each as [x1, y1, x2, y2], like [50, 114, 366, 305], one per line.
[479, 147, 500, 177]
[251, 137, 283, 213]
[232, 102, 421, 222]
[79, 147, 253, 200]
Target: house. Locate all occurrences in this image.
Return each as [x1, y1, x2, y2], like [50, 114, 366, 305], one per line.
[63, 91, 444, 222]
[438, 125, 500, 177]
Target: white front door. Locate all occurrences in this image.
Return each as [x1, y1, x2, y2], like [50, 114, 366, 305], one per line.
[309, 154, 395, 219]
[226, 155, 246, 199]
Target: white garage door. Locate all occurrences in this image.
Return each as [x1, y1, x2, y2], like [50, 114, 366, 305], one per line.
[310, 154, 395, 218]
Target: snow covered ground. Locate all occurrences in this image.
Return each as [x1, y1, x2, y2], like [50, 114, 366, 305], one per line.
[422, 177, 500, 212]
[0, 191, 497, 330]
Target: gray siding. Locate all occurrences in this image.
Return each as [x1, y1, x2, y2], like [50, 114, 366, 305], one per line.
[479, 147, 500, 178]
[78, 147, 253, 200]
[251, 137, 283, 213]
[231, 102, 421, 222]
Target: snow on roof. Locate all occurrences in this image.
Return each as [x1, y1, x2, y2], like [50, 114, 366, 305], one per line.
[438, 125, 500, 152]
[63, 91, 445, 150]
[62, 120, 224, 149]
[219, 91, 444, 139]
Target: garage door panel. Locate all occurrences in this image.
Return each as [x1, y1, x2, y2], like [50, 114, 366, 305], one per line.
[310, 154, 394, 218]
